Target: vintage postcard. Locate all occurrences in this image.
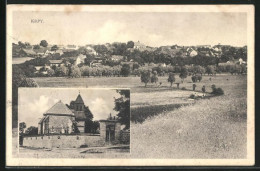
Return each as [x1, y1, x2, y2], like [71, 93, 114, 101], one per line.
[6, 5, 254, 166]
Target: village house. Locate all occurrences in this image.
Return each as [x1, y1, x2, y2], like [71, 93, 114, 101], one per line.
[185, 47, 198, 57]
[65, 54, 86, 66]
[111, 55, 124, 61]
[54, 49, 64, 56]
[86, 45, 98, 55]
[33, 47, 51, 57]
[20, 48, 37, 57]
[133, 41, 146, 50]
[66, 44, 78, 51]
[49, 60, 63, 67]
[90, 57, 103, 67]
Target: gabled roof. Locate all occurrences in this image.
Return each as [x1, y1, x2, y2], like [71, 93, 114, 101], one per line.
[44, 101, 74, 116]
[49, 60, 63, 64]
[33, 47, 50, 54]
[22, 48, 37, 55]
[75, 94, 84, 104]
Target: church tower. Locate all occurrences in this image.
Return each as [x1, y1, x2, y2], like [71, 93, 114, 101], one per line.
[74, 92, 85, 112]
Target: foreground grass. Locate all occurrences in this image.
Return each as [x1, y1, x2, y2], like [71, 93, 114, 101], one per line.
[131, 75, 247, 158]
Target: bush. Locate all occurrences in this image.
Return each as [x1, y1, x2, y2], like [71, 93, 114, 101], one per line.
[212, 88, 224, 96]
[211, 85, 224, 96]
[80, 144, 88, 148]
[191, 75, 202, 82]
[191, 75, 197, 82]
[189, 94, 195, 99]
[197, 75, 202, 82]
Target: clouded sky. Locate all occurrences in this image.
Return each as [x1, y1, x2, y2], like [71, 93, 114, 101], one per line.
[12, 11, 247, 47]
[18, 88, 123, 127]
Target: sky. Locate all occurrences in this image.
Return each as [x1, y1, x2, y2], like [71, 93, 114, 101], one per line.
[12, 11, 247, 47]
[18, 88, 123, 127]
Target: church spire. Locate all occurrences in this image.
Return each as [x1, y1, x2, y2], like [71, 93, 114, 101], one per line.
[75, 92, 84, 104]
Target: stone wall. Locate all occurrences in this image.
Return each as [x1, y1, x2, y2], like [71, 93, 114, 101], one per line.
[120, 130, 130, 144]
[23, 135, 105, 149]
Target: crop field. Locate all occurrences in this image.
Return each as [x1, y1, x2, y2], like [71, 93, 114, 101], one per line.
[29, 74, 247, 158]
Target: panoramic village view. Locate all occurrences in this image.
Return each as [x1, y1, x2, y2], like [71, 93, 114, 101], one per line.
[13, 40, 247, 158]
[11, 12, 248, 158]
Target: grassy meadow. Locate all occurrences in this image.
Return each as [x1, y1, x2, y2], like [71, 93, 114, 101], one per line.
[29, 74, 247, 158]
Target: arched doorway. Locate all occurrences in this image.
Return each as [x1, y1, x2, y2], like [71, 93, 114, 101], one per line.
[106, 125, 115, 143]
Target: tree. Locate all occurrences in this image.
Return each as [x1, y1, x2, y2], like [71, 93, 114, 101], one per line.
[206, 65, 216, 75]
[191, 75, 197, 82]
[51, 45, 59, 52]
[80, 66, 92, 77]
[70, 66, 81, 78]
[126, 41, 134, 48]
[40, 40, 48, 47]
[193, 84, 197, 91]
[120, 64, 131, 77]
[179, 66, 188, 83]
[202, 85, 206, 96]
[55, 66, 68, 77]
[167, 72, 175, 87]
[33, 45, 40, 50]
[133, 63, 140, 70]
[114, 90, 130, 129]
[197, 75, 202, 82]
[140, 70, 151, 87]
[19, 122, 26, 135]
[18, 41, 26, 48]
[93, 45, 108, 55]
[25, 126, 38, 135]
[19, 122, 26, 145]
[72, 120, 80, 133]
[151, 71, 158, 84]
[47, 68, 55, 76]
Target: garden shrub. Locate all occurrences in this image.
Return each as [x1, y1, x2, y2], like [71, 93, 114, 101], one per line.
[211, 85, 224, 96]
[189, 94, 195, 99]
[80, 144, 88, 148]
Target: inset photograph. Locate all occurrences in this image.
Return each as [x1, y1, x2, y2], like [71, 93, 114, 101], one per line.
[18, 88, 130, 158]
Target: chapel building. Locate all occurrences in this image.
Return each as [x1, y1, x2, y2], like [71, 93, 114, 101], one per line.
[38, 100, 75, 135]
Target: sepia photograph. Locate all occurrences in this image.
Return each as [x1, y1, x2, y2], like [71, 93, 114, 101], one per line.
[6, 5, 254, 166]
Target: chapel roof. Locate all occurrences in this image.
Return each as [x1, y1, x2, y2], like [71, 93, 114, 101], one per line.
[44, 101, 74, 116]
[75, 94, 84, 104]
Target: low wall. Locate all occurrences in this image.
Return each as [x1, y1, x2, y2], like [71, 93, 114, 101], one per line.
[120, 131, 130, 144]
[23, 135, 105, 149]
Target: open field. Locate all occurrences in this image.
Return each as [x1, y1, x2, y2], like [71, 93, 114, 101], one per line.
[18, 74, 247, 158]
[12, 57, 34, 64]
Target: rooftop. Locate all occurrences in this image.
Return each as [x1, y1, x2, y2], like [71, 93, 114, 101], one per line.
[44, 101, 74, 116]
[75, 94, 84, 104]
[49, 60, 63, 64]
